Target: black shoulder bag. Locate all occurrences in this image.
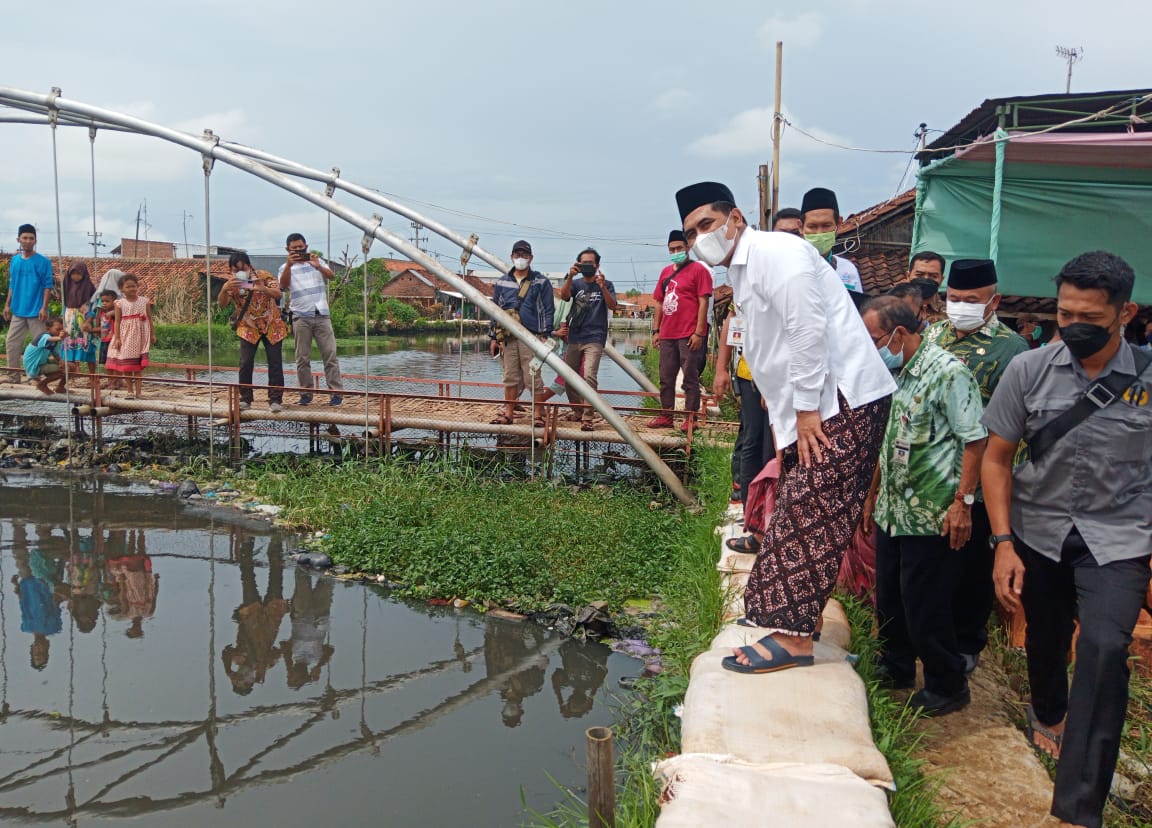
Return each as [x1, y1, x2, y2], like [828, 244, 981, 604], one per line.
[228, 289, 256, 331]
[1027, 346, 1152, 464]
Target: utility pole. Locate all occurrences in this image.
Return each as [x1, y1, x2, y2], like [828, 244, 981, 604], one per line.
[182, 211, 193, 257]
[1055, 46, 1083, 94]
[409, 220, 428, 254]
[87, 231, 105, 257]
[769, 40, 783, 228]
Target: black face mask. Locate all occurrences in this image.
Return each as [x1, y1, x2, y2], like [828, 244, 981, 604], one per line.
[1058, 321, 1115, 360]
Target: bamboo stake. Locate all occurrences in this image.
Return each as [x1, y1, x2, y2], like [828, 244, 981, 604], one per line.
[586, 726, 615, 828]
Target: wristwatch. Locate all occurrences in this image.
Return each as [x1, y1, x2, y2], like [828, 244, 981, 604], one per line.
[989, 533, 1014, 549]
[954, 491, 975, 506]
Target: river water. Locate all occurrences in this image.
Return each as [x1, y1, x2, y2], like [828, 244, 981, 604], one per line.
[0, 473, 636, 826]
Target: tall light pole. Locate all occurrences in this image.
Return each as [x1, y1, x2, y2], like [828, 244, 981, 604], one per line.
[1055, 46, 1083, 94]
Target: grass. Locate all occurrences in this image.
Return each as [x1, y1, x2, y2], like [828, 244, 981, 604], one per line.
[987, 624, 1152, 827]
[525, 444, 733, 827]
[840, 595, 968, 828]
[238, 453, 719, 612]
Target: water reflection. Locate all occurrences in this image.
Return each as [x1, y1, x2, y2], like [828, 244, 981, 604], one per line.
[0, 475, 631, 826]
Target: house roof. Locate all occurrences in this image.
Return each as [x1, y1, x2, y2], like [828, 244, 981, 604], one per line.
[838, 189, 916, 235]
[1, 254, 218, 299]
[852, 250, 912, 295]
[919, 88, 1152, 163]
[385, 267, 493, 299]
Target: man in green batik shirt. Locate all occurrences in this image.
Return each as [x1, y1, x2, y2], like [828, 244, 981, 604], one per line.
[923, 258, 1029, 675]
[862, 297, 988, 716]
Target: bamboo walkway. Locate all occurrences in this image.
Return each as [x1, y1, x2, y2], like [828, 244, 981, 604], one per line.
[0, 365, 735, 453]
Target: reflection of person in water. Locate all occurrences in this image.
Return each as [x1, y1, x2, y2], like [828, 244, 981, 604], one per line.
[106, 529, 159, 639]
[66, 527, 105, 634]
[9, 522, 66, 670]
[483, 619, 547, 728]
[551, 639, 610, 719]
[222, 535, 287, 696]
[281, 566, 334, 690]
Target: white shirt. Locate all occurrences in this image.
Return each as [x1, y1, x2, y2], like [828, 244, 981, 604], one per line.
[728, 229, 896, 448]
[832, 254, 862, 292]
[277, 259, 331, 315]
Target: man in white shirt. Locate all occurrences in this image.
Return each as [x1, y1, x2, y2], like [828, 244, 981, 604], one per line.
[800, 187, 862, 293]
[277, 232, 344, 406]
[676, 181, 896, 674]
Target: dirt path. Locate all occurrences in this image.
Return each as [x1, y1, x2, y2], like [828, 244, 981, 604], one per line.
[911, 656, 1060, 827]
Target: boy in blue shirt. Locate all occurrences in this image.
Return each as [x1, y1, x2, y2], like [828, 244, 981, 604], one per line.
[23, 317, 65, 395]
[4, 224, 55, 373]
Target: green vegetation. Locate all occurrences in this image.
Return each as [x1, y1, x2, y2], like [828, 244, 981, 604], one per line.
[526, 445, 731, 826]
[241, 453, 723, 611]
[840, 596, 966, 828]
[988, 627, 1152, 828]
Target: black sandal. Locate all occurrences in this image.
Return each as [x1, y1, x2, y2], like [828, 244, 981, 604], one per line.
[725, 535, 760, 554]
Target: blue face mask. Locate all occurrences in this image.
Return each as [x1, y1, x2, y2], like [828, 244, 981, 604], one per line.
[878, 331, 905, 370]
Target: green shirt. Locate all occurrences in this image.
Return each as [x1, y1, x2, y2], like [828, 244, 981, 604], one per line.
[875, 340, 988, 537]
[924, 314, 1030, 405]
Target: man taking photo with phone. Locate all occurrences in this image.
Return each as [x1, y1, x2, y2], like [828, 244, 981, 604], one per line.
[277, 233, 344, 406]
[559, 247, 617, 430]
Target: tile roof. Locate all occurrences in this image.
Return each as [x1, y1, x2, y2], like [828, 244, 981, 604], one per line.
[851, 250, 911, 295]
[1, 254, 216, 299]
[838, 189, 916, 235]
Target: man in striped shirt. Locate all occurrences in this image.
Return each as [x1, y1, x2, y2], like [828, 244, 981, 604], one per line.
[278, 232, 344, 406]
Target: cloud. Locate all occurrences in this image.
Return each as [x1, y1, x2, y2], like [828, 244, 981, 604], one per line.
[758, 12, 824, 49]
[649, 88, 693, 114]
[687, 107, 854, 158]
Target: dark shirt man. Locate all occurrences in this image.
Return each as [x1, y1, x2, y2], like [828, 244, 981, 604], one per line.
[982, 251, 1152, 828]
[559, 247, 616, 427]
[489, 239, 554, 425]
[923, 258, 1029, 672]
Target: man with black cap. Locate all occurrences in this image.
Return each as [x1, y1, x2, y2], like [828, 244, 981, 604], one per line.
[649, 230, 713, 429]
[489, 240, 554, 426]
[676, 181, 896, 674]
[925, 258, 1029, 675]
[800, 188, 862, 293]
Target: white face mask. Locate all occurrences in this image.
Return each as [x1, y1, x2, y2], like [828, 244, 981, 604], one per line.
[691, 221, 735, 267]
[234, 270, 250, 281]
[512, 257, 530, 272]
[945, 300, 991, 332]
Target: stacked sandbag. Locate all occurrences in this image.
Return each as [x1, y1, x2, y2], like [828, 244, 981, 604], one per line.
[654, 754, 894, 828]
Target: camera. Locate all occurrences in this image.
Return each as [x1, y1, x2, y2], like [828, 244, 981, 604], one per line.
[578, 262, 596, 277]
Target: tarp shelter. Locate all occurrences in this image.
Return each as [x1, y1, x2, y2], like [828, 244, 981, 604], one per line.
[912, 130, 1152, 303]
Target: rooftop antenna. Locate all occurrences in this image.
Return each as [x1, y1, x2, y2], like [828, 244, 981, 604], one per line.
[1055, 46, 1083, 94]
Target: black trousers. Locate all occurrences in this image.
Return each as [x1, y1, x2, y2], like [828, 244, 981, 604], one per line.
[953, 501, 993, 656]
[876, 529, 966, 696]
[238, 335, 284, 404]
[1018, 529, 1150, 828]
[735, 376, 774, 508]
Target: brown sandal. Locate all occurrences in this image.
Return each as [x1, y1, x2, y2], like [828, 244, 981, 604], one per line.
[580, 420, 596, 432]
[489, 414, 513, 425]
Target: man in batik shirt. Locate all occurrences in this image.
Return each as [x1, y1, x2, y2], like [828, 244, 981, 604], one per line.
[863, 296, 988, 716]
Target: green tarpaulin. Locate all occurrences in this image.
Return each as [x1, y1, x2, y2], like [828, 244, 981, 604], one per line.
[912, 132, 1152, 303]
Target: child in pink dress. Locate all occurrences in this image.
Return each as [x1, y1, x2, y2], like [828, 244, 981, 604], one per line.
[105, 275, 156, 397]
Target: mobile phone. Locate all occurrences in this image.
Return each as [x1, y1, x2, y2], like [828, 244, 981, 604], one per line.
[294, 251, 310, 260]
[579, 263, 596, 277]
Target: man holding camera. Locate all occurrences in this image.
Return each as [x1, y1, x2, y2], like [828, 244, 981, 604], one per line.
[559, 247, 617, 430]
[277, 232, 344, 406]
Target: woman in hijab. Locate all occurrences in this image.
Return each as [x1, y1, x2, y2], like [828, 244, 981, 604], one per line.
[62, 261, 98, 386]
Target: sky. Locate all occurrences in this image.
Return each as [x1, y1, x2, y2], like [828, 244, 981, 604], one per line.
[1, 0, 1149, 292]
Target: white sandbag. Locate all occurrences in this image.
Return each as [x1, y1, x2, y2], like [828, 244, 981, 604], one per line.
[717, 548, 757, 574]
[655, 754, 894, 828]
[681, 641, 893, 786]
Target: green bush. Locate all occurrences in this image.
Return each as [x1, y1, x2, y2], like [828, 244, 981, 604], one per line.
[154, 323, 236, 355]
[381, 298, 421, 327]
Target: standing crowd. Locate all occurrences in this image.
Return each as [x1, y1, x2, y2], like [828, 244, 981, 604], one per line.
[673, 180, 1150, 828]
[3, 226, 345, 405]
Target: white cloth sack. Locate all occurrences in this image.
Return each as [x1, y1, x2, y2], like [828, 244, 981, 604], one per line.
[655, 754, 894, 828]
